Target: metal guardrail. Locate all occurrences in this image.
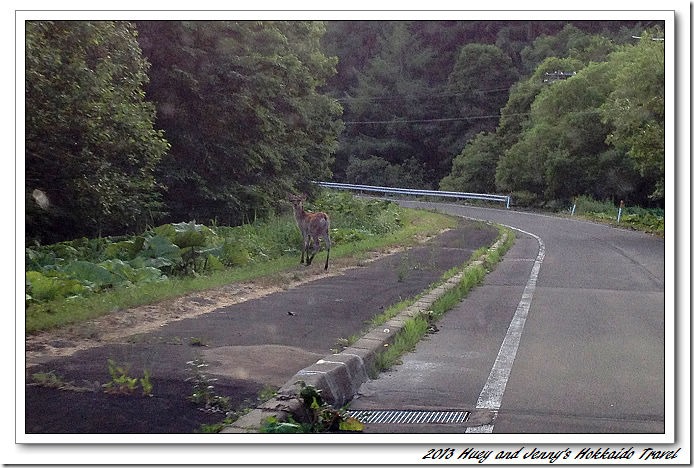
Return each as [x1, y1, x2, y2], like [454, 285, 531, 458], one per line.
[314, 181, 511, 209]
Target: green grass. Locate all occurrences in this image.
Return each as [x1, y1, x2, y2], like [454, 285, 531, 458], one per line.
[374, 315, 430, 371]
[25, 207, 457, 334]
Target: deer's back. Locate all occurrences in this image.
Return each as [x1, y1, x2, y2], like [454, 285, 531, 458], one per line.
[307, 212, 329, 234]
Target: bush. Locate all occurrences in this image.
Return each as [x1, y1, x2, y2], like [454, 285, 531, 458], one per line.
[573, 195, 617, 215]
[509, 190, 541, 207]
[312, 191, 402, 234]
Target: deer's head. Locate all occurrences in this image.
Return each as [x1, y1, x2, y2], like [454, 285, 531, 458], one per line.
[287, 193, 307, 209]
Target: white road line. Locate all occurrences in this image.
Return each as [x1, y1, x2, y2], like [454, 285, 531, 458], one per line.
[388, 198, 546, 434]
[466, 225, 545, 434]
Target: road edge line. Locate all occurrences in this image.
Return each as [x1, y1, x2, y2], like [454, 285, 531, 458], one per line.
[465, 225, 545, 434]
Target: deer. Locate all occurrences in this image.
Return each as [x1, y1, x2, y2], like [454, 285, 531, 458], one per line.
[288, 193, 331, 270]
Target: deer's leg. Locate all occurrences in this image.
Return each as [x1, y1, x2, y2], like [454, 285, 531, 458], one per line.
[323, 234, 331, 270]
[306, 236, 319, 266]
[301, 234, 309, 264]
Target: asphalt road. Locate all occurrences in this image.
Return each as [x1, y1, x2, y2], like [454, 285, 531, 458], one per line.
[349, 201, 666, 434]
[24, 219, 498, 434]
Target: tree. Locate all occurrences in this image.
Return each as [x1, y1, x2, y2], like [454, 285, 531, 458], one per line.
[136, 21, 343, 225]
[439, 132, 500, 193]
[345, 155, 425, 188]
[320, 21, 664, 198]
[520, 24, 591, 74]
[496, 58, 645, 204]
[25, 21, 169, 243]
[443, 43, 518, 156]
[601, 33, 664, 202]
[494, 57, 584, 199]
[337, 22, 436, 177]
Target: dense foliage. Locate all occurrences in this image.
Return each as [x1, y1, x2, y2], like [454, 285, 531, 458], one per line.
[136, 21, 343, 226]
[24, 19, 665, 244]
[25, 21, 169, 242]
[490, 31, 664, 206]
[25, 20, 343, 243]
[25, 192, 402, 306]
[323, 20, 664, 205]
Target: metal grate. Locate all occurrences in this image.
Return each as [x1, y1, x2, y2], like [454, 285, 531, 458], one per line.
[346, 409, 469, 425]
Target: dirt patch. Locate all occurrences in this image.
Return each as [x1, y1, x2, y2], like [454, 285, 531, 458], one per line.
[201, 345, 325, 386]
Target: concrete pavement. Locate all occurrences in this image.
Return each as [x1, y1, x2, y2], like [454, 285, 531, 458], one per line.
[353, 201, 665, 436]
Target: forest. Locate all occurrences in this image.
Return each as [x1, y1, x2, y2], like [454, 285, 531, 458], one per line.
[25, 19, 665, 243]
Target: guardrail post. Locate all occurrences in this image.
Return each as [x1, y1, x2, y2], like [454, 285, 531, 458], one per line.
[506, 196, 511, 209]
[617, 200, 624, 223]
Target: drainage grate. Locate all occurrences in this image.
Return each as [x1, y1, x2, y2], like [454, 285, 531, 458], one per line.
[346, 409, 470, 425]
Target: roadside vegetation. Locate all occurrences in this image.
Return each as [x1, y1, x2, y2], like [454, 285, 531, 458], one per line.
[25, 192, 456, 334]
[568, 195, 664, 236]
[372, 227, 515, 373]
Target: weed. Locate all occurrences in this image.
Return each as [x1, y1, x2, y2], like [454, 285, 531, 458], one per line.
[140, 369, 153, 397]
[165, 336, 185, 345]
[257, 385, 278, 403]
[197, 385, 278, 433]
[102, 359, 139, 395]
[330, 337, 351, 354]
[102, 359, 153, 396]
[396, 253, 410, 282]
[374, 316, 429, 371]
[371, 226, 515, 374]
[26, 205, 456, 334]
[571, 195, 664, 235]
[198, 422, 226, 433]
[188, 336, 208, 347]
[260, 382, 363, 433]
[260, 414, 308, 433]
[30, 371, 95, 393]
[30, 371, 65, 388]
[196, 409, 251, 434]
[185, 357, 230, 413]
[370, 298, 416, 327]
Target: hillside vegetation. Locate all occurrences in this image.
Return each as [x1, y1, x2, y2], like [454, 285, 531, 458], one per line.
[25, 19, 665, 246]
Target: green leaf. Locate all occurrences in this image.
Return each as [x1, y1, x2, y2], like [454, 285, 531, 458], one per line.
[142, 235, 182, 260]
[26, 270, 87, 301]
[204, 254, 225, 272]
[338, 417, 365, 432]
[62, 261, 126, 288]
[104, 237, 145, 260]
[175, 222, 216, 248]
[99, 259, 164, 284]
[25, 21, 169, 242]
[152, 222, 217, 249]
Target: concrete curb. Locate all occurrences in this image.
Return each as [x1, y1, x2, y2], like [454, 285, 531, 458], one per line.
[223, 230, 509, 433]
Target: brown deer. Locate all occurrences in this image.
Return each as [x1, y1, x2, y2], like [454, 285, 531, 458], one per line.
[288, 193, 331, 270]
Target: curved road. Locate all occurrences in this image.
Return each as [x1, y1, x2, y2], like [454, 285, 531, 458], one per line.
[350, 200, 666, 436]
